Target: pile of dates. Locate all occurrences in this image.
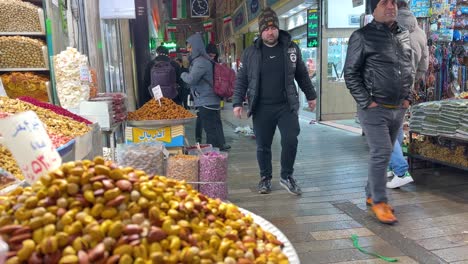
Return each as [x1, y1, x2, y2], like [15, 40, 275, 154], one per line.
[0, 157, 289, 264]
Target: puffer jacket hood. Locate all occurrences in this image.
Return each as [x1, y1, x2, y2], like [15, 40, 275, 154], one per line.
[397, 7, 417, 33]
[187, 33, 210, 60]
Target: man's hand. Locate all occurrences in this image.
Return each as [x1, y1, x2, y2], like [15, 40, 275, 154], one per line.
[402, 100, 410, 109]
[307, 100, 317, 111]
[367, 101, 379, 108]
[233, 106, 243, 119]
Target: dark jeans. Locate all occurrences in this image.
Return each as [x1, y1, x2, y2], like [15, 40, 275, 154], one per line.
[198, 105, 226, 149]
[252, 104, 300, 180]
[195, 110, 203, 142]
[358, 106, 406, 203]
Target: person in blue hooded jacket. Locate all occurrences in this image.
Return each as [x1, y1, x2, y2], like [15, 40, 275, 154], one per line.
[181, 33, 226, 149]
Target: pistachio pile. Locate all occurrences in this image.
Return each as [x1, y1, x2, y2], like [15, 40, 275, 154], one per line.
[0, 0, 42, 33]
[0, 36, 46, 68]
[0, 157, 289, 264]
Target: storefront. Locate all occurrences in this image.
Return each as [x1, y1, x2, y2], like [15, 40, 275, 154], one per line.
[318, 0, 365, 122]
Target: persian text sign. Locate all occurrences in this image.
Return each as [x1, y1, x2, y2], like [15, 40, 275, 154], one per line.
[0, 111, 62, 183]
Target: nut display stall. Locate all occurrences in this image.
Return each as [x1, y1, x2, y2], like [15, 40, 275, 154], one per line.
[0, 156, 298, 263]
[0, 0, 50, 103]
[0, 105, 299, 263]
[0, 96, 99, 188]
[125, 98, 196, 154]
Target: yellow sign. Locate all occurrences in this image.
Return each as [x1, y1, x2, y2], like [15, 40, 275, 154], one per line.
[131, 127, 172, 143]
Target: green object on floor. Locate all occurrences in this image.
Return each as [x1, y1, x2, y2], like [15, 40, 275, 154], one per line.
[351, 234, 398, 262]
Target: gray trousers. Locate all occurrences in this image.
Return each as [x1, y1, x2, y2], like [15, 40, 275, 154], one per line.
[358, 106, 406, 204]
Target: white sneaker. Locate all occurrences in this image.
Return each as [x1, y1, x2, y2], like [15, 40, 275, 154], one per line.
[387, 169, 393, 177]
[386, 172, 414, 189]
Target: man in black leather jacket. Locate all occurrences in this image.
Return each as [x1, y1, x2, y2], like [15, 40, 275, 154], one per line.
[232, 7, 317, 195]
[344, 0, 413, 224]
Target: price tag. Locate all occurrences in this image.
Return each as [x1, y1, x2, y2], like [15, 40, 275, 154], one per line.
[0, 79, 6, 97]
[0, 111, 62, 184]
[152, 85, 163, 105]
[80, 66, 90, 82]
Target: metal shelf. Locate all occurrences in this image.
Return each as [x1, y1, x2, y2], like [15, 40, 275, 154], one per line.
[0, 68, 49, 72]
[0, 32, 45, 36]
[407, 153, 468, 172]
[408, 131, 468, 172]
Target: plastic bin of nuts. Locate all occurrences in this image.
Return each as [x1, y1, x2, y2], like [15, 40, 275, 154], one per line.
[0, 157, 291, 263]
[166, 154, 199, 188]
[116, 142, 166, 176]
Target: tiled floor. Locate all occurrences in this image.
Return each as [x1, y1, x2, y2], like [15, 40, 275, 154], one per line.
[185, 106, 468, 264]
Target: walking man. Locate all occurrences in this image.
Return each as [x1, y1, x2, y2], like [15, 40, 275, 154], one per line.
[232, 7, 317, 195]
[344, 0, 414, 224]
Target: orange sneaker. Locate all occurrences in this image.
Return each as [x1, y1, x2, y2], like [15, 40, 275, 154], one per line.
[366, 198, 394, 212]
[371, 202, 398, 224]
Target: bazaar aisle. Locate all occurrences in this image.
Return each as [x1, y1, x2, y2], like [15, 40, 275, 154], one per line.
[193, 105, 468, 264]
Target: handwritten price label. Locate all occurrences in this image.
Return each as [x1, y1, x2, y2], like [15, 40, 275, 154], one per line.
[152, 85, 163, 99]
[0, 111, 62, 184]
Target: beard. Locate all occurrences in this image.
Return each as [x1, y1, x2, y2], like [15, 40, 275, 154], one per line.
[262, 36, 278, 46]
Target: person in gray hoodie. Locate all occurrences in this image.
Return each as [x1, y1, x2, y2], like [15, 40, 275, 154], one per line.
[181, 33, 226, 149]
[397, 0, 428, 81]
[386, 0, 429, 189]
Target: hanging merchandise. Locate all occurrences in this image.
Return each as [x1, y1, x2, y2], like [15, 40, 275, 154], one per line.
[430, 0, 455, 42]
[53, 47, 90, 109]
[410, 0, 431, 17]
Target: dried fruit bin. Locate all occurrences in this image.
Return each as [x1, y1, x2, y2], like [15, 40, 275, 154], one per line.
[0, 1, 45, 34]
[0, 37, 49, 70]
[0, 157, 291, 263]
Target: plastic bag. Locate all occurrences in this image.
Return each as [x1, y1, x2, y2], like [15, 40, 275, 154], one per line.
[199, 151, 228, 183]
[116, 143, 165, 176]
[185, 144, 213, 156]
[166, 155, 199, 183]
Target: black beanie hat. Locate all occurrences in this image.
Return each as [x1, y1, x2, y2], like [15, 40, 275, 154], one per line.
[369, 0, 380, 14]
[258, 7, 279, 33]
[156, 45, 168, 55]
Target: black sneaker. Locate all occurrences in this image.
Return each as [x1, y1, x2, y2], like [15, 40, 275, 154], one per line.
[220, 144, 231, 151]
[257, 177, 272, 194]
[280, 176, 302, 195]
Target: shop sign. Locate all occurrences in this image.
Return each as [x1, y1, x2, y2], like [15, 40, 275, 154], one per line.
[99, 0, 136, 19]
[163, 42, 177, 53]
[0, 111, 62, 184]
[307, 9, 320, 48]
[131, 127, 172, 143]
[125, 125, 185, 147]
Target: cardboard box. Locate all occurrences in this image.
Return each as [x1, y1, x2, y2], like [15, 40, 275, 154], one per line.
[125, 125, 185, 147]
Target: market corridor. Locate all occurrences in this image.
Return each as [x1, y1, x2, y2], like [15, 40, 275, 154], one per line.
[184, 106, 468, 264]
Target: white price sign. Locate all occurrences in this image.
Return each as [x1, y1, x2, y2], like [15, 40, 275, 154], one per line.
[152, 85, 163, 106]
[0, 111, 62, 184]
[0, 79, 6, 97]
[80, 66, 90, 82]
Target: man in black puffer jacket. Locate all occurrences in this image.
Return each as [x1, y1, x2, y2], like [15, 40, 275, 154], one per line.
[344, 0, 414, 225]
[232, 7, 317, 195]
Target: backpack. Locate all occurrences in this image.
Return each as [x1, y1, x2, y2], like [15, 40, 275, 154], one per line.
[212, 62, 236, 98]
[149, 61, 178, 99]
